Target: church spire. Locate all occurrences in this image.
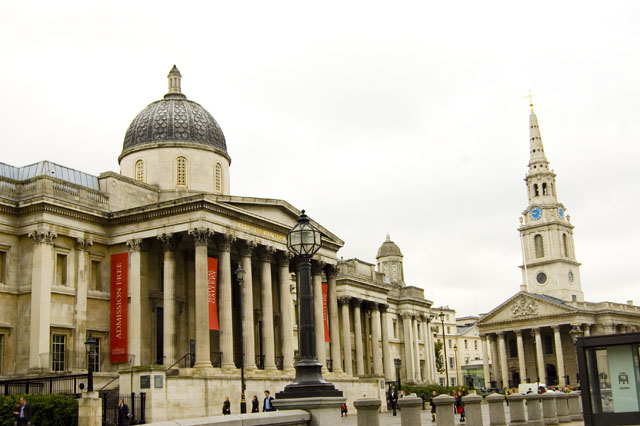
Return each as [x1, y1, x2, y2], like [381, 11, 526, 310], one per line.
[165, 65, 185, 99]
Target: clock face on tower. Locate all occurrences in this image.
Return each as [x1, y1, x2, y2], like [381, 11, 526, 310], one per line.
[557, 207, 564, 219]
[530, 207, 542, 220]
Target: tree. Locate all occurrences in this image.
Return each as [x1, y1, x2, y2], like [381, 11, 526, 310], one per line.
[434, 340, 444, 373]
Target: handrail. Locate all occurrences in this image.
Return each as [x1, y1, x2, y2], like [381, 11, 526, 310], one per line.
[99, 375, 119, 392]
[167, 353, 191, 371]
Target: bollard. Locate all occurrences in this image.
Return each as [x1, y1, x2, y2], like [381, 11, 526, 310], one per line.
[462, 394, 483, 426]
[524, 393, 544, 426]
[353, 398, 381, 426]
[486, 393, 507, 426]
[397, 396, 422, 426]
[433, 394, 456, 426]
[507, 393, 526, 426]
[567, 391, 582, 421]
[555, 393, 571, 423]
[541, 392, 559, 425]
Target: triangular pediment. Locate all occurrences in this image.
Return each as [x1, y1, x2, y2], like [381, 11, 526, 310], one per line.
[478, 292, 578, 325]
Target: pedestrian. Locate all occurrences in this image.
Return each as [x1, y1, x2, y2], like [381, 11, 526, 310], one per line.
[11, 401, 21, 426]
[341, 402, 348, 417]
[420, 392, 426, 410]
[504, 387, 510, 406]
[389, 386, 398, 416]
[222, 397, 231, 415]
[117, 399, 130, 426]
[15, 397, 32, 426]
[251, 395, 259, 413]
[263, 390, 275, 412]
[455, 390, 465, 422]
[430, 390, 437, 422]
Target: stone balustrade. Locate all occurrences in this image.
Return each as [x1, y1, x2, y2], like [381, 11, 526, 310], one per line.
[567, 391, 582, 421]
[143, 409, 311, 426]
[461, 394, 483, 426]
[433, 394, 455, 426]
[541, 392, 560, 425]
[524, 393, 544, 426]
[486, 393, 507, 426]
[507, 393, 526, 426]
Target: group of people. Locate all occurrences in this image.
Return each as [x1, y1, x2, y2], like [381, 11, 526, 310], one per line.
[11, 397, 32, 426]
[222, 390, 276, 415]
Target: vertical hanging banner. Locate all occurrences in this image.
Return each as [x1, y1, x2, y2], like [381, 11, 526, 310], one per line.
[207, 257, 219, 330]
[322, 283, 330, 342]
[110, 253, 128, 364]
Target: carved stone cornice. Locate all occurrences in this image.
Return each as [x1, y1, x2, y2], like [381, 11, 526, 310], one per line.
[338, 296, 351, 306]
[158, 233, 180, 251]
[76, 238, 93, 251]
[378, 303, 389, 313]
[351, 297, 362, 308]
[239, 240, 257, 257]
[189, 228, 213, 247]
[401, 312, 413, 320]
[126, 239, 144, 252]
[28, 229, 57, 245]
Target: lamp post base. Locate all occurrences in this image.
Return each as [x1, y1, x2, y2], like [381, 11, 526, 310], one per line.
[276, 361, 343, 399]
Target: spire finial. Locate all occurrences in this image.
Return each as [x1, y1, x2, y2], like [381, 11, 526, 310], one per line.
[167, 65, 182, 95]
[386, 233, 391, 241]
[525, 90, 535, 112]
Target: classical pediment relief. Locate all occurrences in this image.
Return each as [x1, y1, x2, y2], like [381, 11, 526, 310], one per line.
[510, 298, 538, 318]
[479, 293, 577, 325]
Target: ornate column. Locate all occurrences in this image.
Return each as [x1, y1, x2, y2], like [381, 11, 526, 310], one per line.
[515, 330, 526, 383]
[217, 233, 235, 370]
[363, 304, 372, 374]
[259, 246, 277, 371]
[352, 298, 365, 376]
[326, 266, 342, 374]
[75, 238, 92, 368]
[189, 228, 214, 369]
[239, 241, 257, 370]
[159, 233, 179, 367]
[421, 315, 431, 383]
[278, 252, 295, 372]
[412, 316, 422, 382]
[402, 313, 415, 382]
[379, 304, 393, 380]
[533, 328, 545, 383]
[498, 332, 509, 388]
[553, 325, 566, 387]
[339, 296, 353, 376]
[489, 335, 500, 387]
[126, 238, 144, 367]
[370, 302, 383, 376]
[312, 262, 327, 370]
[481, 335, 491, 388]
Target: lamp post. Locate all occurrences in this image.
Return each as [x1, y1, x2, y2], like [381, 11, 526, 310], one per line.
[235, 264, 247, 413]
[439, 312, 449, 387]
[276, 211, 342, 399]
[84, 334, 97, 392]
[394, 358, 402, 391]
[453, 344, 460, 387]
[569, 323, 584, 385]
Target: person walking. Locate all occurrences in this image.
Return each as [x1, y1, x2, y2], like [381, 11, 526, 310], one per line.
[15, 397, 32, 426]
[430, 390, 438, 422]
[388, 386, 399, 416]
[251, 396, 259, 413]
[263, 390, 275, 412]
[455, 390, 465, 422]
[222, 397, 231, 415]
[117, 399, 130, 426]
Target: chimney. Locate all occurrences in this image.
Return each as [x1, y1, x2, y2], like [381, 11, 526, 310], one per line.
[628, 300, 634, 306]
[520, 284, 527, 292]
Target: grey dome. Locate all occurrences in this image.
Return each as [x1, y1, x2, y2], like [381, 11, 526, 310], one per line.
[121, 67, 227, 157]
[376, 234, 403, 258]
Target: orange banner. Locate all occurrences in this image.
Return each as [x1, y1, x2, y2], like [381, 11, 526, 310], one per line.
[322, 283, 330, 343]
[208, 257, 219, 330]
[110, 253, 128, 363]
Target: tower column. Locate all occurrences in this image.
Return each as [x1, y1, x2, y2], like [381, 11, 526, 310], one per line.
[489, 335, 500, 387]
[159, 233, 179, 367]
[516, 330, 527, 383]
[402, 313, 415, 382]
[533, 328, 545, 383]
[422, 316, 431, 383]
[363, 304, 372, 374]
[326, 266, 342, 374]
[412, 316, 421, 382]
[370, 303, 383, 376]
[339, 297, 353, 376]
[239, 241, 257, 371]
[278, 253, 295, 372]
[126, 238, 145, 367]
[553, 325, 567, 387]
[352, 298, 365, 376]
[189, 229, 214, 370]
[216, 233, 235, 370]
[259, 246, 277, 371]
[379, 304, 393, 380]
[481, 335, 491, 388]
[312, 262, 327, 370]
[75, 238, 92, 369]
[498, 332, 509, 388]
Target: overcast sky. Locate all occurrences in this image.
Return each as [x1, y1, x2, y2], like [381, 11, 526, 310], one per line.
[2, 1, 639, 317]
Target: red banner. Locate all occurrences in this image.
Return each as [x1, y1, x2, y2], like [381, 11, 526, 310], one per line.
[322, 283, 330, 343]
[208, 257, 219, 330]
[110, 253, 128, 364]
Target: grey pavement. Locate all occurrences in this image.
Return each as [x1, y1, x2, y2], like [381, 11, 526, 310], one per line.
[338, 403, 585, 425]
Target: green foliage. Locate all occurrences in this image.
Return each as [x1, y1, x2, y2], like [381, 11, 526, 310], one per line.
[0, 394, 78, 426]
[434, 340, 444, 373]
[402, 384, 470, 401]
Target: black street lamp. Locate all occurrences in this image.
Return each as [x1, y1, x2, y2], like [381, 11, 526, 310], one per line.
[235, 264, 247, 413]
[453, 344, 460, 387]
[84, 334, 97, 392]
[569, 323, 584, 385]
[394, 358, 402, 391]
[439, 312, 449, 387]
[276, 211, 342, 399]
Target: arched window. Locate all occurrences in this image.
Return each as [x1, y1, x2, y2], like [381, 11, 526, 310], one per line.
[176, 156, 187, 187]
[533, 184, 539, 197]
[215, 163, 222, 193]
[542, 183, 548, 195]
[562, 234, 568, 257]
[135, 160, 144, 182]
[534, 234, 544, 258]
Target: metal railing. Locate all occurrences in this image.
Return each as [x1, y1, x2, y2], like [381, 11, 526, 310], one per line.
[101, 391, 146, 426]
[1, 373, 89, 396]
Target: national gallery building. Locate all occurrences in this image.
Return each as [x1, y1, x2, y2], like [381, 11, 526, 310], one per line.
[0, 67, 436, 421]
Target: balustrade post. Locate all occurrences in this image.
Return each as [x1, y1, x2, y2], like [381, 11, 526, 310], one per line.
[398, 396, 422, 426]
[461, 394, 483, 426]
[524, 393, 544, 426]
[354, 398, 381, 426]
[433, 394, 455, 426]
[555, 392, 571, 423]
[486, 393, 507, 426]
[567, 391, 582, 421]
[507, 393, 526, 426]
[541, 392, 559, 425]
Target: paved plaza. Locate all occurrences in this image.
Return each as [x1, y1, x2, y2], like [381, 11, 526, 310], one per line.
[338, 403, 585, 426]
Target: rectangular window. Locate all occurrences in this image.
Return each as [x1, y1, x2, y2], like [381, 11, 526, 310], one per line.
[464, 339, 468, 349]
[0, 334, 3, 374]
[55, 253, 67, 286]
[449, 356, 455, 369]
[392, 320, 397, 338]
[448, 339, 452, 349]
[52, 334, 66, 371]
[474, 341, 478, 350]
[89, 337, 100, 372]
[464, 356, 469, 364]
[451, 377, 457, 386]
[439, 377, 445, 386]
[0, 251, 6, 283]
[446, 326, 450, 334]
[417, 323, 420, 335]
[90, 260, 101, 291]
